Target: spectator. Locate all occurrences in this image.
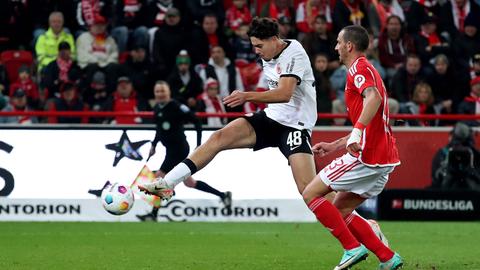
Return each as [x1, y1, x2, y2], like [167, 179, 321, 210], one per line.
[9, 65, 40, 110]
[438, 0, 480, 40]
[452, 13, 480, 80]
[427, 54, 458, 114]
[166, 50, 204, 110]
[400, 82, 438, 126]
[111, 0, 149, 52]
[458, 76, 480, 126]
[332, 0, 369, 34]
[390, 54, 426, 104]
[72, 0, 113, 35]
[401, 0, 439, 35]
[414, 12, 450, 69]
[431, 122, 480, 191]
[301, 15, 339, 70]
[260, 0, 294, 22]
[196, 78, 227, 127]
[46, 82, 89, 124]
[225, 0, 252, 33]
[186, 0, 226, 25]
[0, 89, 38, 124]
[378, 15, 416, 82]
[102, 76, 149, 124]
[120, 44, 155, 101]
[83, 71, 109, 123]
[296, 0, 333, 34]
[277, 16, 297, 39]
[312, 53, 334, 125]
[368, 0, 405, 38]
[152, 7, 187, 79]
[76, 15, 119, 92]
[198, 45, 245, 112]
[146, 0, 174, 27]
[35, 12, 76, 72]
[189, 13, 233, 66]
[41, 42, 81, 100]
[231, 23, 257, 63]
[0, 0, 31, 50]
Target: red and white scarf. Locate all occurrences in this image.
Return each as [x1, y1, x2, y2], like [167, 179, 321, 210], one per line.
[450, 0, 470, 32]
[82, 0, 100, 26]
[57, 57, 73, 82]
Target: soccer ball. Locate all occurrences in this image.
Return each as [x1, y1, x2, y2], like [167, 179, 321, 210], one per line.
[101, 182, 135, 215]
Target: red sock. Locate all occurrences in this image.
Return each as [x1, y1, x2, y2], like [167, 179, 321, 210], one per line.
[345, 213, 394, 262]
[308, 197, 360, 250]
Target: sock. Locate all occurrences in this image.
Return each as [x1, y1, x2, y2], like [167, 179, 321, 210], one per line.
[345, 213, 394, 262]
[194, 181, 225, 199]
[308, 197, 360, 250]
[164, 159, 197, 188]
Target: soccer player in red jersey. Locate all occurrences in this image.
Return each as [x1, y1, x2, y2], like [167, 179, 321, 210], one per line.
[303, 25, 403, 270]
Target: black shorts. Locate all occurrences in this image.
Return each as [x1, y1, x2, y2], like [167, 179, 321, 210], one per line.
[243, 111, 312, 158]
[160, 140, 189, 173]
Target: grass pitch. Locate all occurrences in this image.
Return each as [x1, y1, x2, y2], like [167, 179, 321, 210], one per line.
[0, 221, 479, 270]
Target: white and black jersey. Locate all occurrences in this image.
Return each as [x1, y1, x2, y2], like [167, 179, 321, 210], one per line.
[262, 39, 317, 132]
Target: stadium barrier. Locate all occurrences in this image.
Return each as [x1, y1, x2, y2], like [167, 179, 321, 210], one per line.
[0, 123, 479, 221]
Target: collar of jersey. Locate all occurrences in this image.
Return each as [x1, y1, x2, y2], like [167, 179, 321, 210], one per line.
[272, 39, 292, 60]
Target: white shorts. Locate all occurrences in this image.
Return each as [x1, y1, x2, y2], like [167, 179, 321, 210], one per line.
[319, 153, 395, 198]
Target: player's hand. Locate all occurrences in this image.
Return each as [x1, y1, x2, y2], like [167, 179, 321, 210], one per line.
[312, 142, 336, 157]
[223, 90, 246, 107]
[346, 128, 363, 157]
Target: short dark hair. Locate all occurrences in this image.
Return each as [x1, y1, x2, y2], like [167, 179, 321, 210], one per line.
[342, 25, 369, 52]
[247, 17, 279, 39]
[58, 41, 71, 51]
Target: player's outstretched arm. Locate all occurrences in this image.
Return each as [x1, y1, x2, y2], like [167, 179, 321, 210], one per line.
[313, 135, 349, 157]
[223, 76, 297, 107]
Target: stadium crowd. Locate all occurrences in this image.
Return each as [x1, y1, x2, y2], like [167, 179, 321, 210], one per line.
[0, 0, 479, 126]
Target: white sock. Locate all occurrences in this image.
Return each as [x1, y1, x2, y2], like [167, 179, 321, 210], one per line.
[164, 162, 192, 188]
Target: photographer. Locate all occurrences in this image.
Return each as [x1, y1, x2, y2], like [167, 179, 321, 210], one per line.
[431, 123, 480, 191]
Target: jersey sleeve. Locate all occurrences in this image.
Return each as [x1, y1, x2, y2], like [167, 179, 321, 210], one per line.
[279, 48, 307, 84]
[351, 62, 376, 94]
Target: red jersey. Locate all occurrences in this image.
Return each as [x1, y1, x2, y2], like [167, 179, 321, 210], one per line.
[344, 56, 400, 167]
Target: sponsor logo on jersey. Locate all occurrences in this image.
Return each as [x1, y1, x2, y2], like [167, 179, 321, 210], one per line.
[267, 79, 278, 89]
[354, 74, 366, 88]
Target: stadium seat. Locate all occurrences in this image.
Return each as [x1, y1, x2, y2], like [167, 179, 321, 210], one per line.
[0, 50, 34, 83]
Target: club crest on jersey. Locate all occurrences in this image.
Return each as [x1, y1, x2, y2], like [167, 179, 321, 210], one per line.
[354, 74, 366, 88]
[276, 64, 282, 74]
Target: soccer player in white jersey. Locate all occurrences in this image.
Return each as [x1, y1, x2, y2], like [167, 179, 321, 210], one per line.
[303, 25, 404, 270]
[140, 16, 317, 205]
[139, 18, 383, 269]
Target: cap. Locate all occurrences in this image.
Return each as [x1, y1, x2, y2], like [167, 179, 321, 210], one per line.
[166, 7, 180, 17]
[278, 16, 291, 25]
[12, 88, 26, 98]
[422, 11, 437, 24]
[117, 76, 131, 83]
[205, 77, 219, 90]
[176, 50, 191, 65]
[451, 122, 471, 142]
[471, 76, 480, 86]
[17, 65, 29, 74]
[58, 41, 71, 51]
[92, 71, 106, 85]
